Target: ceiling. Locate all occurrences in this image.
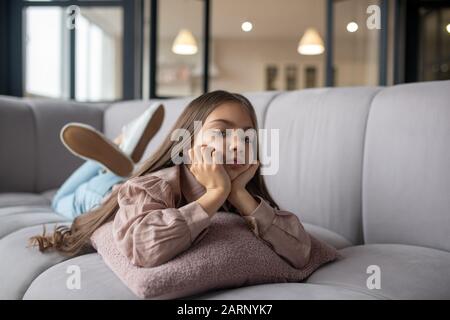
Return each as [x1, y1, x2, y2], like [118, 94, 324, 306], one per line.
[159, 0, 326, 39]
[83, 0, 376, 41]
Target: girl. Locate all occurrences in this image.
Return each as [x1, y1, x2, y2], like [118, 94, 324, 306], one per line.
[30, 90, 312, 270]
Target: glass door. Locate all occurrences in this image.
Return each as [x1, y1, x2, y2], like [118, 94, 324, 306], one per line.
[418, 7, 450, 81]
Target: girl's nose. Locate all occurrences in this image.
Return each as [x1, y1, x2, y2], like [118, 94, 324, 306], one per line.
[227, 131, 246, 161]
[227, 130, 241, 151]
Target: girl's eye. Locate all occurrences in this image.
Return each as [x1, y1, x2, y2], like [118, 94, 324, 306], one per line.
[212, 129, 227, 137]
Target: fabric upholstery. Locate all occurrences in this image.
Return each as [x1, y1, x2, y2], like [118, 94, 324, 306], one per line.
[262, 87, 381, 244]
[0, 223, 71, 299]
[0, 193, 51, 209]
[306, 244, 450, 299]
[25, 99, 106, 192]
[0, 96, 36, 192]
[302, 223, 352, 250]
[363, 80, 450, 252]
[25, 271, 377, 300]
[0, 212, 67, 239]
[24, 253, 138, 300]
[190, 282, 380, 300]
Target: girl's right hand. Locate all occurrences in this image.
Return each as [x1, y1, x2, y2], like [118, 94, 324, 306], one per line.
[188, 145, 231, 194]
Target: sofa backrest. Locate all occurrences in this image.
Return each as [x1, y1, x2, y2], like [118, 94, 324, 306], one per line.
[0, 96, 36, 193]
[0, 96, 105, 193]
[262, 87, 381, 244]
[362, 80, 450, 252]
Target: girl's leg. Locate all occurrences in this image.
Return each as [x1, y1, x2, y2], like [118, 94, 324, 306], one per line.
[51, 160, 103, 210]
[54, 169, 125, 219]
[75, 170, 125, 213]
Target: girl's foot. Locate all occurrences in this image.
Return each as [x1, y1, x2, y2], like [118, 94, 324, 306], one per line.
[60, 123, 134, 177]
[114, 133, 124, 146]
[119, 103, 165, 163]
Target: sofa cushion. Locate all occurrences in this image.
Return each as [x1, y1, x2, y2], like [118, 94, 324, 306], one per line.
[90, 211, 340, 299]
[24, 253, 139, 300]
[363, 80, 450, 252]
[190, 282, 381, 300]
[0, 212, 67, 239]
[24, 266, 378, 300]
[0, 223, 71, 299]
[0, 205, 53, 217]
[41, 189, 58, 203]
[305, 244, 450, 299]
[302, 223, 352, 250]
[262, 87, 381, 244]
[0, 96, 36, 193]
[0, 193, 51, 208]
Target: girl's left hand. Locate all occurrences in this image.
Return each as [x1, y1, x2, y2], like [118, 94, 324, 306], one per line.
[229, 161, 260, 197]
[227, 161, 260, 216]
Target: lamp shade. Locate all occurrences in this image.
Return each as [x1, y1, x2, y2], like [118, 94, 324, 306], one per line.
[297, 28, 324, 55]
[172, 29, 198, 55]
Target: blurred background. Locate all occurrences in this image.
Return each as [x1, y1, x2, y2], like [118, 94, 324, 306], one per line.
[0, 0, 449, 101]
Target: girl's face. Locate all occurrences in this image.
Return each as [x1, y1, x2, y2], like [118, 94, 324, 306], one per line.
[192, 102, 256, 180]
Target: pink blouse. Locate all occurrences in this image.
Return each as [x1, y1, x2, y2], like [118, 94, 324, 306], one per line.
[112, 164, 312, 269]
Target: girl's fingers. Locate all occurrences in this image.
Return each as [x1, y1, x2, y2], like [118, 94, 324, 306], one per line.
[193, 145, 203, 164]
[187, 148, 194, 164]
[213, 148, 224, 164]
[212, 149, 221, 165]
[201, 145, 214, 164]
[211, 150, 217, 165]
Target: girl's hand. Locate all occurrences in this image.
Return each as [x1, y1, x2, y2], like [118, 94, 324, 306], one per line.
[230, 161, 260, 196]
[227, 161, 260, 216]
[188, 145, 231, 193]
[188, 145, 231, 216]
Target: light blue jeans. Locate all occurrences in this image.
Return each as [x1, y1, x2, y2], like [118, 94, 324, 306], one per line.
[51, 160, 125, 220]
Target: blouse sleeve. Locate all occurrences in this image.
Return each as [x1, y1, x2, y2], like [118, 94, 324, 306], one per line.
[112, 175, 211, 268]
[241, 195, 312, 269]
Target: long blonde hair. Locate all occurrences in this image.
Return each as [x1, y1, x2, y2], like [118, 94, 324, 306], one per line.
[29, 90, 279, 256]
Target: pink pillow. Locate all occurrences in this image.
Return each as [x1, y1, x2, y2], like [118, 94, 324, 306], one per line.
[91, 212, 341, 299]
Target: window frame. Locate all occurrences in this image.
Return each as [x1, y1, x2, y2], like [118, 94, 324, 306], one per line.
[6, 0, 392, 100]
[10, 0, 142, 101]
[325, 0, 388, 86]
[148, 0, 210, 99]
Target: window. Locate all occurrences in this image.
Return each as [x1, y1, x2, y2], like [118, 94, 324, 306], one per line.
[75, 7, 123, 101]
[25, 7, 69, 98]
[9, 0, 394, 100]
[20, 0, 137, 101]
[418, 7, 450, 81]
[331, 0, 383, 86]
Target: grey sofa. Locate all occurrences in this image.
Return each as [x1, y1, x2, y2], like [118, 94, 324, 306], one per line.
[0, 80, 449, 300]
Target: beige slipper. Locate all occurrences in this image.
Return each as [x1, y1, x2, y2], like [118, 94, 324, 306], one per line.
[60, 123, 134, 177]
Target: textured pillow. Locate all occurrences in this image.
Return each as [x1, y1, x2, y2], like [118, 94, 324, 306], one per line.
[91, 212, 341, 299]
